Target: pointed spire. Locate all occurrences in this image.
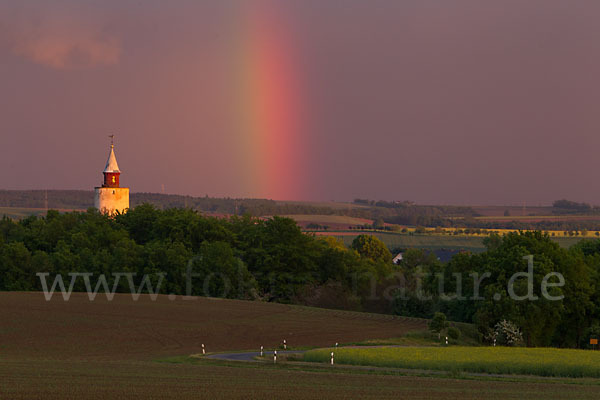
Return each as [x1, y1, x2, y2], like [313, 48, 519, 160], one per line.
[103, 136, 121, 173]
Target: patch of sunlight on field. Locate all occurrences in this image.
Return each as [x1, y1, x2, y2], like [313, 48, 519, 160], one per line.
[303, 346, 600, 378]
[281, 214, 371, 225]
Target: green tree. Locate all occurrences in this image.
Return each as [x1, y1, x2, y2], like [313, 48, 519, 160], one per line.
[350, 235, 392, 264]
[473, 232, 567, 346]
[187, 241, 257, 299]
[0, 242, 33, 290]
[447, 326, 461, 340]
[319, 236, 347, 252]
[429, 312, 449, 338]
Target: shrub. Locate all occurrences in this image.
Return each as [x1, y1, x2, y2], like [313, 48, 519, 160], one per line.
[428, 312, 449, 337]
[447, 326, 461, 340]
[495, 320, 523, 346]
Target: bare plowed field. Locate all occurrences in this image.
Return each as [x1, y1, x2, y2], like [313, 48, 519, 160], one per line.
[0, 292, 425, 361]
[1, 292, 598, 399]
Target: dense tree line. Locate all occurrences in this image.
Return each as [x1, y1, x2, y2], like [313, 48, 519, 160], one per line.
[0, 206, 392, 307]
[553, 199, 594, 214]
[393, 232, 600, 348]
[2, 206, 600, 348]
[354, 199, 478, 216]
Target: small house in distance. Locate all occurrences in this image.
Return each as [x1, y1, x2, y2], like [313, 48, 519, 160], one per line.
[392, 253, 403, 264]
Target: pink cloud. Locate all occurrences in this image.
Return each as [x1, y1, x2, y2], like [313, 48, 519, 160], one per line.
[2, 6, 121, 70]
[14, 32, 120, 69]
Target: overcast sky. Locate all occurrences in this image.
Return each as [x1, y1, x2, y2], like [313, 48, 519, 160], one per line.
[2, 0, 600, 205]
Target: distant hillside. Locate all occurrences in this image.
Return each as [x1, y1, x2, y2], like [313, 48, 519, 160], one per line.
[0, 190, 479, 221]
[4, 190, 600, 231]
[0, 190, 349, 216]
[0, 190, 93, 210]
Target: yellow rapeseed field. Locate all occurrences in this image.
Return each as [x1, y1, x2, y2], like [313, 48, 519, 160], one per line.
[303, 346, 600, 377]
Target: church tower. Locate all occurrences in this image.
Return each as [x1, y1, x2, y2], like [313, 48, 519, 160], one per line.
[94, 136, 129, 215]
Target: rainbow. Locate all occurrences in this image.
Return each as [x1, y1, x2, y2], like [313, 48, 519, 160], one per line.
[234, 3, 307, 200]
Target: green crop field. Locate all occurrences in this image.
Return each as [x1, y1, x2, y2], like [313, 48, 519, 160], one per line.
[325, 232, 487, 251]
[322, 232, 586, 252]
[281, 214, 372, 226]
[0, 207, 85, 219]
[0, 207, 49, 219]
[303, 346, 600, 378]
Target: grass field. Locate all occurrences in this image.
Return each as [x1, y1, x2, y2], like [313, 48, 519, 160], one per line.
[2, 293, 600, 398]
[328, 232, 487, 251]
[0, 207, 50, 219]
[318, 231, 587, 252]
[281, 214, 372, 227]
[0, 206, 84, 219]
[303, 346, 600, 378]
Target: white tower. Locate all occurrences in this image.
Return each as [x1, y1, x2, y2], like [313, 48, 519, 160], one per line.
[94, 136, 129, 215]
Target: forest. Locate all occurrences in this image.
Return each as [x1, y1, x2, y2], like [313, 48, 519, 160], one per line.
[1, 205, 600, 348]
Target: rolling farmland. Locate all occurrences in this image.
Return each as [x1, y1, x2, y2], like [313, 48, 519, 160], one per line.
[0, 292, 426, 361]
[1, 293, 599, 399]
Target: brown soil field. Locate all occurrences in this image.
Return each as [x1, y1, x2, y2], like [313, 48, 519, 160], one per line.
[4, 359, 600, 400]
[1, 292, 599, 399]
[0, 292, 426, 361]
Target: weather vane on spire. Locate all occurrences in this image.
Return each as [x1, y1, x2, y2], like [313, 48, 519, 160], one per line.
[108, 134, 115, 147]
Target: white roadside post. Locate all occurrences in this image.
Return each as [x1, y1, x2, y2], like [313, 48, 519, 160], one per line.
[494, 338, 497, 347]
[445, 337, 448, 346]
[283, 339, 287, 350]
[274, 350, 277, 364]
[202, 343, 205, 355]
[331, 352, 334, 365]
[260, 346, 264, 357]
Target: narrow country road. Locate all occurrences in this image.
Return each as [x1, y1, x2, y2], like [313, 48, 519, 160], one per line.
[206, 350, 305, 362]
